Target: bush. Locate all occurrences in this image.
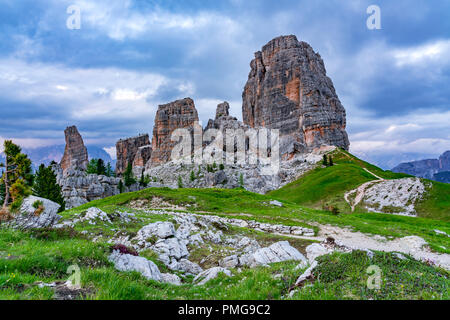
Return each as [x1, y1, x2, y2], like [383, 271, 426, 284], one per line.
[110, 244, 138, 256]
[32, 200, 44, 209]
[219, 163, 225, 170]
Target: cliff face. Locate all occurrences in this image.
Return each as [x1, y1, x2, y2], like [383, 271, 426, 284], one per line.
[115, 134, 151, 176]
[149, 98, 199, 166]
[242, 35, 349, 157]
[60, 126, 88, 171]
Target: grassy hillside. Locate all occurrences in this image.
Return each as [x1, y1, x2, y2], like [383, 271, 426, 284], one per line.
[1, 185, 449, 300]
[269, 149, 449, 221]
[60, 187, 450, 254]
[416, 180, 450, 221]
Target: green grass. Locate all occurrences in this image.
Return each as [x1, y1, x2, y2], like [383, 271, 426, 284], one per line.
[57, 185, 450, 254]
[269, 163, 373, 209]
[292, 250, 449, 300]
[416, 180, 450, 222]
[269, 148, 449, 222]
[1, 227, 447, 300]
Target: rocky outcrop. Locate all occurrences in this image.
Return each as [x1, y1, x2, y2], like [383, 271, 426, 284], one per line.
[60, 126, 88, 171]
[53, 162, 137, 209]
[149, 98, 199, 167]
[12, 196, 62, 229]
[242, 35, 349, 158]
[392, 151, 450, 182]
[115, 134, 151, 176]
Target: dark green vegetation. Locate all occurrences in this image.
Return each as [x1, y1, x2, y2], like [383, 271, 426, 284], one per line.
[0, 140, 33, 212]
[32, 164, 65, 212]
[87, 159, 114, 177]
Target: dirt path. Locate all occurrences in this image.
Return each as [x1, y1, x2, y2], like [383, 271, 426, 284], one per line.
[344, 168, 385, 212]
[276, 224, 450, 270]
[180, 209, 450, 270]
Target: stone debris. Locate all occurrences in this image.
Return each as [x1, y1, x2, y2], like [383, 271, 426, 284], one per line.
[193, 267, 232, 286]
[108, 250, 163, 282]
[245, 241, 307, 268]
[82, 207, 111, 224]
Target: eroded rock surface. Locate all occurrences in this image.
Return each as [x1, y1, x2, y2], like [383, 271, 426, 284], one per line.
[115, 134, 151, 176]
[242, 35, 349, 157]
[149, 98, 199, 167]
[60, 126, 88, 171]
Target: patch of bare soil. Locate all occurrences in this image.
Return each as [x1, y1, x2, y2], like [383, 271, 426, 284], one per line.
[129, 197, 188, 211]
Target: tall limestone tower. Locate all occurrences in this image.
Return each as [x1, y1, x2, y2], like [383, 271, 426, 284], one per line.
[242, 35, 349, 158]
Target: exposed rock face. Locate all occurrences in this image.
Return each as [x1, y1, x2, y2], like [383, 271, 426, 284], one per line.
[13, 196, 62, 229]
[115, 134, 151, 176]
[392, 151, 450, 182]
[242, 35, 349, 157]
[149, 98, 199, 167]
[60, 126, 88, 171]
[53, 162, 139, 209]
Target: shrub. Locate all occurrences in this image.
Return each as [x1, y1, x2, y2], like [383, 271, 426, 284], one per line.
[111, 244, 138, 256]
[32, 200, 44, 209]
[219, 163, 225, 170]
[322, 154, 328, 166]
[178, 176, 183, 188]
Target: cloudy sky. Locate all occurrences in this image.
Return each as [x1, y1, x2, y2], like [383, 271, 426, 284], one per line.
[0, 0, 449, 168]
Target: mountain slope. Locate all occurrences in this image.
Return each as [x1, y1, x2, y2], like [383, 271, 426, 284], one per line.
[269, 149, 449, 221]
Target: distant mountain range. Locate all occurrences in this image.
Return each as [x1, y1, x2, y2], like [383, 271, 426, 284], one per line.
[392, 151, 450, 183]
[1, 145, 115, 171]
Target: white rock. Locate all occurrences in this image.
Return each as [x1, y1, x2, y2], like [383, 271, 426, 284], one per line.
[153, 238, 189, 265]
[219, 255, 239, 268]
[305, 243, 329, 262]
[161, 273, 182, 285]
[295, 260, 318, 286]
[194, 267, 232, 285]
[108, 251, 162, 281]
[270, 200, 283, 207]
[82, 207, 111, 224]
[169, 259, 203, 275]
[15, 196, 61, 229]
[137, 221, 176, 240]
[434, 229, 449, 237]
[246, 241, 307, 267]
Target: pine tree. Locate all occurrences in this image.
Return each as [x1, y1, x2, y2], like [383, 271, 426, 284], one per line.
[32, 164, 65, 212]
[190, 170, 196, 182]
[123, 162, 136, 187]
[106, 162, 114, 177]
[86, 159, 98, 174]
[177, 176, 183, 188]
[239, 173, 244, 188]
[0, 140, 33, 209]
[329, 156, 334, 167]
[322, 154, 328, 166]
[96, 159, 107, 176]
[118, 180, 124, 194]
